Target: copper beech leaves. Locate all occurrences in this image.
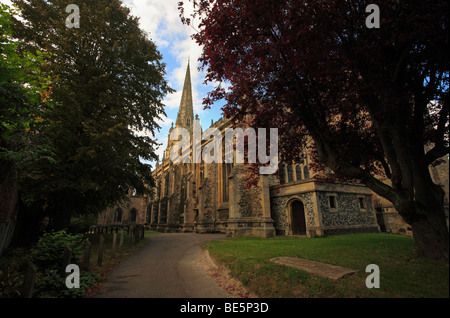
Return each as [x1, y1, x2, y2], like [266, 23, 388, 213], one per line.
[180, 0, 449, 258]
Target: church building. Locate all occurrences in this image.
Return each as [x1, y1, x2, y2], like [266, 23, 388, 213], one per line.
[98, 61, 386, 237]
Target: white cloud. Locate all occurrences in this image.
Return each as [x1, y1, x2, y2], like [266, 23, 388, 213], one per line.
[124, 0, 178, 47]
[124, 0, 207, 116]
[122, 0, 210, 167]
[156, 114, 174, 128]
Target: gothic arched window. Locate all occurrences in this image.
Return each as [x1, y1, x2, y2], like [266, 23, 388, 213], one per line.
[287, 165, 294, 183]
[164, 172, 170, 196]
[303, 166, 310, 179]
[278, 164, 285, 184]
[129, 208, 137, 222]
[114, 208, 122, 223]
[295, 165, 302, 181]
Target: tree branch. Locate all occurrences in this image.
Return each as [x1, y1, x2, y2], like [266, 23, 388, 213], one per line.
[309, 129, 398, 203]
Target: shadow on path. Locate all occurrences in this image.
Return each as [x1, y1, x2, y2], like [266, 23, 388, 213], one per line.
[91, 233, 229, 298]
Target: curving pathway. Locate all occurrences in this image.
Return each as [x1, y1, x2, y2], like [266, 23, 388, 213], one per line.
[92, 233, 230, 298]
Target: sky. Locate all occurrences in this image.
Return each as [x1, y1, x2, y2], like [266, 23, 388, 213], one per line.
[121, 0, 225, 165]
[3, 0, 225, 166]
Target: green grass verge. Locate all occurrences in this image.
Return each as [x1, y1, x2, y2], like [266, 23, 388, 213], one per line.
[204, 233, 449, 298]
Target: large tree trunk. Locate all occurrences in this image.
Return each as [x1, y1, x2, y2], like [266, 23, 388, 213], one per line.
[0, 156, 20, 254]
[397, 181, 449, 260]
[409, 212, 449, 260]
[11, 200, 47, 247]
[311, 132, 449, 260]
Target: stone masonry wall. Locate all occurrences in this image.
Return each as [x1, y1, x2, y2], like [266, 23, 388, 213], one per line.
[232, 165, 264, 218]
[318, 192, 376, 227]
[270, 192, 315, 236]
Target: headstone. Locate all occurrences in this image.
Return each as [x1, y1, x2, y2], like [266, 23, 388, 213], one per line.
[128, 227, 133, 246]
[82, 240, 91, 271]
[111, 232, 117, 259]
[22, 262, 37, 298]
[119, 228, 124, 253]
[134, 226, 139, 244]
[97, 235, 104, 267]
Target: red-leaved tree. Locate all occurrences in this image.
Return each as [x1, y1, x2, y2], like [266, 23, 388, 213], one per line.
[180, 0, 449, 259]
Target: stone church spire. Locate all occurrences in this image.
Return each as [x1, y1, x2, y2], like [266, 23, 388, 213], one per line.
[175, 59, 194, 134]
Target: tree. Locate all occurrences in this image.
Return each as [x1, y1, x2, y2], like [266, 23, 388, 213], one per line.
[180, 0, 449, 259]
[1, 3, 52, 246]
[12, 0, 172, 230]
[0, 3, 50, 168]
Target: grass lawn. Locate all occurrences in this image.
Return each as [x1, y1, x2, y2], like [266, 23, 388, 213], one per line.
[204, 233, 449, 298]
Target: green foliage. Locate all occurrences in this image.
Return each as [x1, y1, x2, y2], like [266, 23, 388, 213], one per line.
[34, 269, 101, 298]
[69, 214, 99, 233]
[10, 0, 173, 228]
[2, 230, 150, 298]
[30, 230, 84, 271]
[0, 247, 31, 298]
[0, 262, 25, 298]
[27, 230, 102, 298]
[0, 3, 51, 154]
[0, 268, 23, 298]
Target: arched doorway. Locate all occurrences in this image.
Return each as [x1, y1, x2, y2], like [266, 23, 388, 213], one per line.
[290, 200, 306, 235]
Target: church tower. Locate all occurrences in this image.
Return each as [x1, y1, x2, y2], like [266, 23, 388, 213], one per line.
[175, 60, 194, 135]
[166, 59, 195, 161]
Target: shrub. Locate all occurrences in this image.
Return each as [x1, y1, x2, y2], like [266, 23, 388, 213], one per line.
[34, 269, 101, 298]
[30, 230, 84, 271]
[0, 248, 30, 298]
[29, 230, 101, 297]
